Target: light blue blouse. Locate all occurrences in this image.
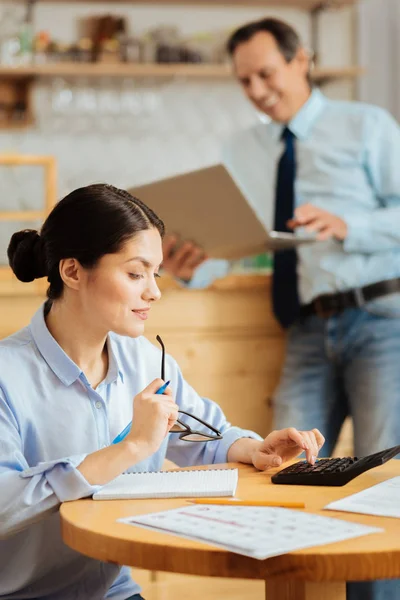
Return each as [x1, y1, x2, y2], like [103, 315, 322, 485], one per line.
[0, 305, 260, 600]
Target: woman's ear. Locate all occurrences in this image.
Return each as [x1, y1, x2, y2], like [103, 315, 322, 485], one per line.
[59, 258, 83, 291]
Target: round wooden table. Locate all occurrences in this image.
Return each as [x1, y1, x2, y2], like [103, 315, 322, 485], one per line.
[60, 461, 400, 600]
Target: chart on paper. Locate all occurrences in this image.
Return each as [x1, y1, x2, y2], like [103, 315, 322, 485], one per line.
[119, 504, 382, 560]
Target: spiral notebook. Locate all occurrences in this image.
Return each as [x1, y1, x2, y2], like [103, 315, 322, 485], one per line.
[93, 468, 238, 500]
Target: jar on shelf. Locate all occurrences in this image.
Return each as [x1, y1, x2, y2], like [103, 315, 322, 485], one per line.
[57, 43, 70, 63]
[77, 37, 93, 63]
[98, 39, 121, 64]
[125, 37, 141, 63]
[184, 32, 215, 64]
[154, 26, 181, 63]
[34, 31, 50, 64]
[18, 18, 33, 65]
[0, 6, 21, 66]
[46, 41, 60, 63]
[140, 34, 157, 64]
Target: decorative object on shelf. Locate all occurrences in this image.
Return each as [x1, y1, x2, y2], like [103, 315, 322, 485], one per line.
[0, 2, 34, 127]
[0, 2, 33, 67]
[0, 77, 32, 128]
[0, 0, 361, 130]
[0, 154, 57, 279]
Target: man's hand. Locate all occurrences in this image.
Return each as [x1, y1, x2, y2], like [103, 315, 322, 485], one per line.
[288, 204, 347, 241]
[251, 427, 325, 471]
[162, 234, 207, 282]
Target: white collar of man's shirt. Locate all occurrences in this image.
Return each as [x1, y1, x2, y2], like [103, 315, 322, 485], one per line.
[268, 88, 326, 142]
[29, 305, 124, 387]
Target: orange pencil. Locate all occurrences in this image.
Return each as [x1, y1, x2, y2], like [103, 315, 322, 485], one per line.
[188, 499, 305, 508]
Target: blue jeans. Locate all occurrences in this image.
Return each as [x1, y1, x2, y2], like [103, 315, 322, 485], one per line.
[273, 307, 400, 600]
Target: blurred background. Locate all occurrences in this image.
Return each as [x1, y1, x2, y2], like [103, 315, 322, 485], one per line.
[0, 0, 397, 464]
[2, 0, 396, 267]
[1, 2, 399, 597]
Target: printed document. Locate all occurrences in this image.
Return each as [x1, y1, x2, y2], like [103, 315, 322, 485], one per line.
[119, 504, 382, 560]
[325, 476, 400, 518]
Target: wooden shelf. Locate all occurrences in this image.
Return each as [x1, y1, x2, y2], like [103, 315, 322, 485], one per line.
[4, 0, 358, 9]
[0, 63, 229, 80]
[0, 63, 363, 84]
[312, 66, 363, 84]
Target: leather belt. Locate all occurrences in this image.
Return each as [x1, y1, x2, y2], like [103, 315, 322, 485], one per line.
[300, 278, 400, 319]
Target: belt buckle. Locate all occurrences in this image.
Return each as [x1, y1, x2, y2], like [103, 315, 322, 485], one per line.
[314, 296, 336, 319]
[314, 297, 327, 318]
[353, 287, 365, 308]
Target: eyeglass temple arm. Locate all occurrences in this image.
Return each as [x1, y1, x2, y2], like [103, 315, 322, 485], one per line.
[156, 336, 221, 436]
[156, 334, 165, 381]
[178, 409, 221, 435]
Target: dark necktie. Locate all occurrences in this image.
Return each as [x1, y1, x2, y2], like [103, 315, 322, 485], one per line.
[272, 127, 300, 328]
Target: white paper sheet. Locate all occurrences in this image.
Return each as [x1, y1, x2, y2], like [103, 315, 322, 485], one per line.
[119, 505, 382, 560]
[325, 476, 400, 518]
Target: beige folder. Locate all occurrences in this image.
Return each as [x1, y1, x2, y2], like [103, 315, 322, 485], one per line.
[129, 164, 269, 260]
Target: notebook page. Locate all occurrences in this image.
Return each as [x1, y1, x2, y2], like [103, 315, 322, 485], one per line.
[119, 505, 382, 560]
[93, 468, 238, 500]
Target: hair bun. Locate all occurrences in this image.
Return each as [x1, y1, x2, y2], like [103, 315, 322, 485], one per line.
[7, 229, 47, 282]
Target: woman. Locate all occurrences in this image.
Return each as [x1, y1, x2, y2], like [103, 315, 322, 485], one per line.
[0, 184, 324, 600]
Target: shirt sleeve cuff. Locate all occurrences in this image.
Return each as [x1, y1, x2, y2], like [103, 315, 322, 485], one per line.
[175, 260, 231, 290]
[213, 427, 263, 464]
[342, 213, 371, 253]
[20, 455, 100, 502]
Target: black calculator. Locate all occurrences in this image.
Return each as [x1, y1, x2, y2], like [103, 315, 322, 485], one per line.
[271, 445, 400, 487]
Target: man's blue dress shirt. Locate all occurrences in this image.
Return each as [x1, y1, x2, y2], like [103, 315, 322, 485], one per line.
[191, 90, 400, 317]
[0, 305, 261, 599]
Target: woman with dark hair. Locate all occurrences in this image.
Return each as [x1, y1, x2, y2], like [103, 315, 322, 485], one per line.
[0, 183, 324, 600]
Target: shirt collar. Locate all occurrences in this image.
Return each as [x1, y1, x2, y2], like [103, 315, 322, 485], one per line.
[106, 334, 124, 385]
[268, 88, 326, 142]
[29, 305, 124, 387]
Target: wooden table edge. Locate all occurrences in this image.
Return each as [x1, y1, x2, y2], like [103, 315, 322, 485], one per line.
[60, 462, 400, 583]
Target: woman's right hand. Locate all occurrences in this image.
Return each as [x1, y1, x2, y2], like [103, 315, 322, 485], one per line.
[126, 379, 179, 459]
[78, 380, 178, 486]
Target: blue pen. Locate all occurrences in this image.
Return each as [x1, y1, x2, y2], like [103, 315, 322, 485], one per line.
[112, 380, 171, 445]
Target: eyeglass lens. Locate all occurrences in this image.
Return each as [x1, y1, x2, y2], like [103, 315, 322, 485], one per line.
[169, 421, 187, 433]
[180, 433, 220, 442]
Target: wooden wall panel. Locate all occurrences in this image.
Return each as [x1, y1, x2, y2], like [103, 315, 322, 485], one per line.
[0, 276, 282, 438]
[0, 274, 352, 453]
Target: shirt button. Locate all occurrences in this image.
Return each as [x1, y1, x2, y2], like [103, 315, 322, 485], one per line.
[95, 401, 102, 409]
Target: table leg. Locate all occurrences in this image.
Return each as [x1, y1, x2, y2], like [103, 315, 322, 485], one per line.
[265, 580, 346, 600]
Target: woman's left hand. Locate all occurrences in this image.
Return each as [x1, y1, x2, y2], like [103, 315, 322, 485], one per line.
[251, 428, 325, 471]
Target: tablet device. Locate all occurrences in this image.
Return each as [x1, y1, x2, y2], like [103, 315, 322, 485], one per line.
[130, 165, 317, 259]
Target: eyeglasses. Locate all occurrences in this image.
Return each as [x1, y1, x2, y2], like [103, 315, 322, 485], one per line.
[156, 335, 222, 443]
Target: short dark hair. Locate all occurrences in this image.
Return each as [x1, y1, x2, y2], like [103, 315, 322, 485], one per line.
[7, 183, 164, 304]
[227, 17, 303, 63]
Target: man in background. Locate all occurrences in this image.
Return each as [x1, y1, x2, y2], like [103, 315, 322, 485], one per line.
[162, 19, 400, 599]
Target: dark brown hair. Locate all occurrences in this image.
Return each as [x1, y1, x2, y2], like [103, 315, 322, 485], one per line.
[227, 17, 312, 87]
[227, 17, 303, 62]
[7, 183, 164, 303]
